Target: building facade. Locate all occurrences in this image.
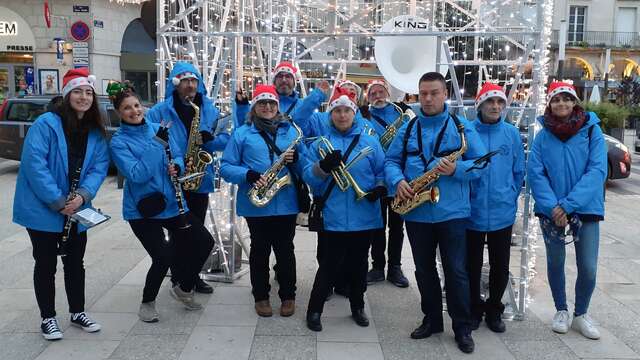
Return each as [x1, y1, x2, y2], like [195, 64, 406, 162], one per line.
[0, 0, 155, 102]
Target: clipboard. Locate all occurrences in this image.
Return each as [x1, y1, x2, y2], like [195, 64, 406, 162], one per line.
[71, 208, 111, 228]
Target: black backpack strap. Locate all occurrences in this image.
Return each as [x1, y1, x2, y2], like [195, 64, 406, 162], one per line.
[316, 134, 362, 208]
[401, 117, 419, 171]
[370, 113, 388, 129]
[284, 99, 298, 117]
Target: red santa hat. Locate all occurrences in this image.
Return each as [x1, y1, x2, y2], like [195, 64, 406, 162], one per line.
[251, 84, 280, 110]
[171, 71, 199, 86]
[61, 68, 96, 98]
[272, 62, 298, 80]
[327, 87, 358, 114]
[547, 81, 578, 105]
[366, 79, 390, 98]
[475, 82, 507, 108]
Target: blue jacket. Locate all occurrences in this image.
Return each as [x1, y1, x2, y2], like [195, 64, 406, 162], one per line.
[110, 121, 187, 220]
[234, 88, 326, 128]
[13, 112, 110, 233]
[220, 120, 309, 217]
[527, 112, 607, 218]
[303, 120, 385, 231]
[468, 116, 525, 231]
[367, 103, 400, 137]
[385, 104, 487, 223]
[146, 62, 229, 194]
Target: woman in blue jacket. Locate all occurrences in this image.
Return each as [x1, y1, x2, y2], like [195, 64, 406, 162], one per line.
[13, 68, 110, 340]
[528, 82, 607, 340]
[108, 84, 214, 319]
[467, 83, 525, 333]
[220, 85, 308, 318]
[303, 88, 386, 332]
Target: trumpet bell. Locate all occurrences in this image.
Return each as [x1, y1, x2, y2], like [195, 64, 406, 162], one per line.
[374, 15, 448, 94]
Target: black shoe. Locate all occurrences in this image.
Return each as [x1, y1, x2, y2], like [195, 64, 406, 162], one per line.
[455, 333, 475, 354]
[306, 312, 322, 332]
[334, 286, 350, 297]
[485, 314, 506, 333]
[351, 309, 370, 327]
[366, 268, 385, 284]
[386, 265, 409, 288]
[471, 315, 482, 331]
[410, 317, 443, 339]
[194, 278, 214, 294]
[325, 288, 334, 302]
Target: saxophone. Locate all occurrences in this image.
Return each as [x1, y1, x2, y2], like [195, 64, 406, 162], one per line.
[379, 103, 415, 151]
[391, 121, 467, 215]
[248, 121, 304, 207]
[182, 96, 214, 191]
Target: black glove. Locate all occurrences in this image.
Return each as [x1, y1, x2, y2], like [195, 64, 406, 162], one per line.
[359, 105, 371, 120]
[156, 126, 169, 143]
[236, 90, 249, 105]
[319, 150, 342, 173]
[364, 185, 388, 202]
[290, 149, 299, 164]
[172, 163, 181, 176]
[246, 169, 262, 184]
[200, 130, 214, 144]
[394, 101, 411, 113]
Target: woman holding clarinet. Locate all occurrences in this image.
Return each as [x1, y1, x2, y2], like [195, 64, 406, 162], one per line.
[108, 82, 213, 322]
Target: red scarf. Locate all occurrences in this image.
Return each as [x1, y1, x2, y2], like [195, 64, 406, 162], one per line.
[543, 105, 586, 142]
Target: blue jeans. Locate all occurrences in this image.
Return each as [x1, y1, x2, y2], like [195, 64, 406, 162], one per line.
[542, 221, 599, 316]
[406, 219, 472, 335]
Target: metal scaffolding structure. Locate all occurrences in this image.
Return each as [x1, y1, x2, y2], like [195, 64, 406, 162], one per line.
[155, 0, 553, 319]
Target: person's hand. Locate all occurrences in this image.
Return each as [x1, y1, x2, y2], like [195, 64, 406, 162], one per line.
[61, 195, 83, 216]
[364, 186, 388, 202]
[394, 101, 411, 113]
[395, 180, 414, 202]
[317, 81, 331, 97]
[552, 206, 568, 227]
[168, 164, 179, 177]
[435, 158, 456, 176]
[283, 148, 297, 164]
[156, 121, 170, 143]
[199, 130, 214, 144]
[236, 88, 249, 104]
[319, 150, 342, 173]
[246, 170, 267, 188]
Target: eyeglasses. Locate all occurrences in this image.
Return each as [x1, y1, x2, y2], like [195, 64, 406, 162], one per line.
[256, 101, 278, 108]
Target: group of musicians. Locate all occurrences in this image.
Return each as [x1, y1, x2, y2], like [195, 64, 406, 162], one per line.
[12, 60, 607, 354]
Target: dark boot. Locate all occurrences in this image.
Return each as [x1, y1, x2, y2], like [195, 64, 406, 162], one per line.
[410, 316, 443, 339]
[471, 314, 483, 331]
[366, 268, 385, 284]
[455, 333, 475, 354]
[351, 309, 369, 327]
[194, 278, 213, 294]
[387, 265, 409, 288]
[306, 312, 322, 332]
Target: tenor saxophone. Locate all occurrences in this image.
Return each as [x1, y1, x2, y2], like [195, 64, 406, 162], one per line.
[391, 121, 467, 215]
[248, 121, 304, 207]
[379, 103, 415, 151]
[182, 96, 213, 191]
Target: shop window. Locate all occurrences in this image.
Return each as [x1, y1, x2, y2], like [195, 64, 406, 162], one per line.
[7, 102, 46, 122]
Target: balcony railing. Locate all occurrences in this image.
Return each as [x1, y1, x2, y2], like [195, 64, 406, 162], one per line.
[551, 30, 640, 48]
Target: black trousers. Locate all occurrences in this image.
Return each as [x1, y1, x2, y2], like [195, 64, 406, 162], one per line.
[466, 225, 513, 318]
[370, 197, 405, 270]
[308, 230, 372, 314]
[316, 231, 347, 291]
[27, 225, 87, 319]
[245, 215, 297, 302]
[170, 191, 211, 284]
[406, 219, 472, 335]
[130, 212, 211, 302]
[143, 212, 213, 293]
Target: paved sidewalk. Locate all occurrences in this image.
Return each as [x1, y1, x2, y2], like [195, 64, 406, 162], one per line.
[2, 159, 640, 359]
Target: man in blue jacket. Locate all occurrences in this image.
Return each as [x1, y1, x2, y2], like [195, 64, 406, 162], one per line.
[385, 72, 487, 354]
[146, 62, 228, 294]
[467, 83, 525, 333]
[234, 62, 329, 128]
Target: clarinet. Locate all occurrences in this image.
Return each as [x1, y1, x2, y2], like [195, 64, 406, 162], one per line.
[59, 166, 82, 257]
[164, 142, 191, 230]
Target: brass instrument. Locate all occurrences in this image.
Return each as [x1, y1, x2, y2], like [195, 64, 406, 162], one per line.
[248, 121, 304, 207]
[391, 121, 467, 215]
[379, 102, 415, 151]
[182, 97, 214, 191]
[317, 137, 373, 200]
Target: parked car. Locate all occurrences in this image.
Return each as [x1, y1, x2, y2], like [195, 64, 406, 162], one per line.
[0, 95, 125, 161]
[604, 134, 632, 180]
[635, 129, 640, 153]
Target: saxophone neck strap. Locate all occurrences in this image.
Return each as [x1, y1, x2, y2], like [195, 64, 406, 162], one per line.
[258, 129, 302, 182]
[401, 112, 463, 172]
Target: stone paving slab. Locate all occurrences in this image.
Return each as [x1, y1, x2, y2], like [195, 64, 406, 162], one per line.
[34, 339, 120, 360]
[178, 326, 254, 360]
[249, 335, 316, 360]
[317, 342, 384, 360]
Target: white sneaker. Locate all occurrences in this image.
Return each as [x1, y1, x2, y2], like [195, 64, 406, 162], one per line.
[571, 314, 601, 340]
[552, 310, 571, 334]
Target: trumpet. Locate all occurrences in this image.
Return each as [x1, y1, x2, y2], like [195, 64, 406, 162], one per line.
[317, 137, 372, 200]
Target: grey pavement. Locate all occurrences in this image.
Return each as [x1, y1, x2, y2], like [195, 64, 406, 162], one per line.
[1, 156, 640, 359]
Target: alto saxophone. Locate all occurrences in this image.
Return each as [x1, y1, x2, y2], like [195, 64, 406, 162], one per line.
[379, 102, 415, 151]
[182, 96, 214, 191]
[248, 121, 304, 207]
[391, 121, 467, 215]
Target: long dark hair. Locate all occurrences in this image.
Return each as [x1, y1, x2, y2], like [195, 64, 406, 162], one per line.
[57, 91, 106, 138]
